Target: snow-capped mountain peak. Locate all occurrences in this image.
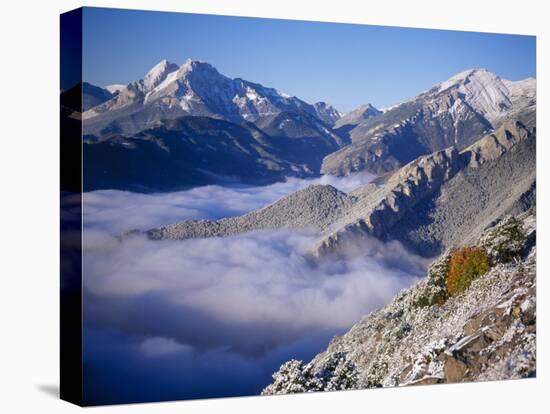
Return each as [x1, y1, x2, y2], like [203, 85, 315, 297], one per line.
[143, 59, 344, 125]
[438, 68, 479, 91]
[180, 57, 214, 71]
[142, 59, 179, 91]
[435, 68, 534, 124]
[83, 58, 343, 133]
[174, 58, 224, 81]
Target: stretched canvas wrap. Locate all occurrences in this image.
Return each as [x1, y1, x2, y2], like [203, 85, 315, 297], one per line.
[60, 7, 537, 406]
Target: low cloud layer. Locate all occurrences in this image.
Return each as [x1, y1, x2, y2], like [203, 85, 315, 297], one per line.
[84, 230, 426, 353]
[82, 172, 375, 234]
[82, 174, 429, 403]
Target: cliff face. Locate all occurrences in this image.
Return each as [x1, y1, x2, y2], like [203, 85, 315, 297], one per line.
[263, 210, 536, 394]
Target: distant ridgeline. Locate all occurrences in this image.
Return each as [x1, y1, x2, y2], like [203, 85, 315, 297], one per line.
[70, 59, 534, 192]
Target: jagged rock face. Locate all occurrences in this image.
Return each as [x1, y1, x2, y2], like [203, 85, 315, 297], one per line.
[321, 96, 490, 176]
[82, 59, 181, 121]
[387, 119, 535, 256]
[321, 69, 535, 177]
[316, 147, 464, 255]
[464, 120, 533, 169]
[142, 59, 180, 91]
[316, 118, 535, 257]
[263, 211, 536, 395]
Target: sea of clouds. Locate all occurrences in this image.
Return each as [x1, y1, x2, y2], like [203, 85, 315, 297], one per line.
[80, 174, 430, 404]
[81, 172, 377, 233]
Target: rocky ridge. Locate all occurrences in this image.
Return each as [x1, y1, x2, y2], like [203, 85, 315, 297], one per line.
[147, 184, 356, 240]
[334, 104, 382, 129]
[316, 120, 535, 256]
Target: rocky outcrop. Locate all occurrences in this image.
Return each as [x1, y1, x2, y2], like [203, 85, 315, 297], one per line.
[312, 101, 343, 126]
[464, 120, 533, 169]
[386, 119, 535, 256]
[263, 210, 536, 395]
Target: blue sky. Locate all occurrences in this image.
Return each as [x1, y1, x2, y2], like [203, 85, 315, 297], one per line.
[82, 7, 535, 112]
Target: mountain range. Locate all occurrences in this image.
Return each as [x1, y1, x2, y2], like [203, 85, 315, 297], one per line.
[74, 59, 535, 192]
[76, 59, 351, 191]
[322, 69, 535, 176]
[148, 117, 535, 259]
[82, 58, 343, 135]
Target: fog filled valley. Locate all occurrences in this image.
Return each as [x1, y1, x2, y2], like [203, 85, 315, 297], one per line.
[80, 175, 427, 403]
[63, 55, 537, 404]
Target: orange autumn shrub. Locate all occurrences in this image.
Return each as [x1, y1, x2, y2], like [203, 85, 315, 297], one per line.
[446, 247, 490, 296]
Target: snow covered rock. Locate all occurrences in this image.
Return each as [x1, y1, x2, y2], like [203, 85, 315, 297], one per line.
[142, 59, 179, 92]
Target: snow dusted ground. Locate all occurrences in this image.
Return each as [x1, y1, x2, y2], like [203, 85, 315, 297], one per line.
[263, 210, 536, 394]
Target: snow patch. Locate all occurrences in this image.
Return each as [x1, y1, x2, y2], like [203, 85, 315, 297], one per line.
[104, 84, 126, 94]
